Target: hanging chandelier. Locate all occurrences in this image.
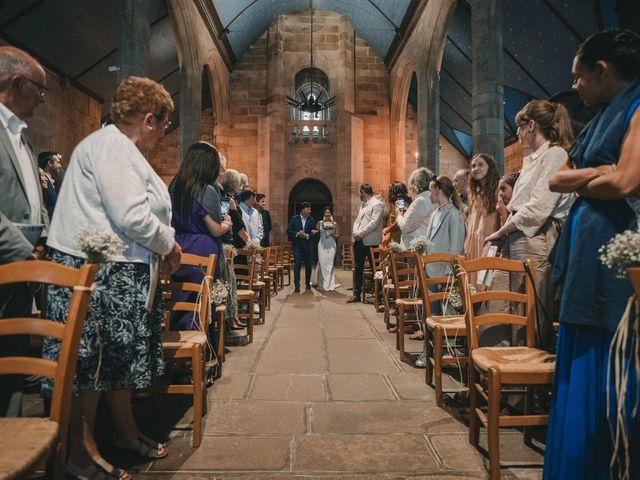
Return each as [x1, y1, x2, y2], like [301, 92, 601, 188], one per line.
[286, 0, 336, 116]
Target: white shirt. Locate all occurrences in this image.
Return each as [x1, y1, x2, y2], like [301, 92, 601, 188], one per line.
[507, 141, 572, 237]
[47, 124, 174, 263]
[396, 190, 436, 248]
[300, 214, 308, 230]
[0, 102, 42, 223]
[240, 202, 263, 242]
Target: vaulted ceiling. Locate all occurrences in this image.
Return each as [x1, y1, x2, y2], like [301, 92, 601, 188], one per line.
[0, 0, 622, 159]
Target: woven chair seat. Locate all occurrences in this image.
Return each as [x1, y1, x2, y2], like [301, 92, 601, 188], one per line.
[395, 298, 421, 307]
[471, 347, 555, 374]
[426, 315, 465, 330]
[0, 418, 58, 479]
[162, 330, 207, 349]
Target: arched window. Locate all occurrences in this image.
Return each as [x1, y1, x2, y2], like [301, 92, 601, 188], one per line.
[291, 67, 332, 120]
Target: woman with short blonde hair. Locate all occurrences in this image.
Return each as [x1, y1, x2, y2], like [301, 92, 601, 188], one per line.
[396, 167, 436, 249]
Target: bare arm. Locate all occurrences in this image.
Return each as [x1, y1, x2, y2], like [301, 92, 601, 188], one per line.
[577, 109, 640, 199]
[203, 214, 232, 238]
[548, 159, 602, 193]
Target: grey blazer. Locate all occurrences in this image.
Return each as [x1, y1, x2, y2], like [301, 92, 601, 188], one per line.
[424, 202, 465, 278]
[0, 124, 47, 263]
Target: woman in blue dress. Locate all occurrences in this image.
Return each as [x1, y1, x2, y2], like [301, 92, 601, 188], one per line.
[546, 28, 640, 479]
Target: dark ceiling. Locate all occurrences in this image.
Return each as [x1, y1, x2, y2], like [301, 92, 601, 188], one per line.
[0, 0, 621, 159]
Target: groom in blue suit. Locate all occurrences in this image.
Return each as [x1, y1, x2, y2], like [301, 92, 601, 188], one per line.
[287, 202, 318, 292]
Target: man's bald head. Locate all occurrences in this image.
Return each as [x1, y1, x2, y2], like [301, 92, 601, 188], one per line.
[0, 46, 46, 118]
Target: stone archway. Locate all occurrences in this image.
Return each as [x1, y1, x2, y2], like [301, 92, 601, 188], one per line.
[288, 178, 333, 225]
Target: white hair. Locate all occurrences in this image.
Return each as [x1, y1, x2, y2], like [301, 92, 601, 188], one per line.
[0, 47, 35, 86]
[407, 167, 434, 195]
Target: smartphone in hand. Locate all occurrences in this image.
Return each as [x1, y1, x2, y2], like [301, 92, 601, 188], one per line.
[396, 197, 406, 212]
[220, 197, 231, 215]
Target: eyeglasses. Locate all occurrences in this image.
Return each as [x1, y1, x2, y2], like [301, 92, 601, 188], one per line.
[154, 114, 172, 130]
[23, 77, 48, 98]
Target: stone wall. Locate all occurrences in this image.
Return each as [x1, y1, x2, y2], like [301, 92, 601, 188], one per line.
[504, 142, 524, 174]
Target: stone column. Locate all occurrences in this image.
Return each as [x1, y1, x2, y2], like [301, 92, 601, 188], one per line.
[179, 66, 202, 160]
[117, 0, 150, 82]
[417, 67, 440, 174]
[472, 0, 504, 173]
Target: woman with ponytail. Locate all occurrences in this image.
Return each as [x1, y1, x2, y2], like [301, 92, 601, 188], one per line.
[484, 99, 574, 350]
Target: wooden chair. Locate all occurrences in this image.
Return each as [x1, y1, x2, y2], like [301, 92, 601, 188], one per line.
[267, 245, 280, 297]
[415, 253, 466, 406]
[457, 257, 555, 480]
[161, 253, 221, 447]
[251, 248, 269, 324]
[0, 261, 96, 480]
[389, 250, 423, 362]
[341, 242, 353, 270]
[370, 247, 386, 310]
[234, 250, 257, 343]
[280, 243, 293, 287]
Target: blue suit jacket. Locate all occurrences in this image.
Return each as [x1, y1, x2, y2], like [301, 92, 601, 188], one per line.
[287, 214, 316, 252]
[44, 177, 57, 221]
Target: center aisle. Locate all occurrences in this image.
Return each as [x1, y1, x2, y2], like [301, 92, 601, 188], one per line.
[137, 269, 489, 479]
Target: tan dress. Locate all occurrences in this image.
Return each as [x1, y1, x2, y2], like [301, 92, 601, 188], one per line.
[464, 200, 499, 285]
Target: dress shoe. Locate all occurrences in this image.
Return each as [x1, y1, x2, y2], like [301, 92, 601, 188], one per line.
[294, 287, 301, 293]
[305, 284, 311, 290]
[346, 295, 361, 303]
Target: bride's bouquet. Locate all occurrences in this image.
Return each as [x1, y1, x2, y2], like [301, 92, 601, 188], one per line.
[320, 221, 335, 231]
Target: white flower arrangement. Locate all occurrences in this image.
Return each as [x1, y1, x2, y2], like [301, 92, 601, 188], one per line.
[446, 281, 476, 313]
[598, 229, 640, 277]
[320, 221, 335, 231]
[244, 239, 261, 253]
[209, 279, 229, 305]
[223, 244, 238, 259]
[409, 236, 433, 255]
[76, 228, 125, 265]
[388, 241, 405, 253]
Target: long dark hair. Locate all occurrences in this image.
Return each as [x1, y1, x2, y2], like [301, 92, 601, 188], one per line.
[170, 142, 221, 220]
[432, 175, 463, 212]
[576, 28, 640, 81]
[388, 181, 408, 205]
[469, 153, 499, 213]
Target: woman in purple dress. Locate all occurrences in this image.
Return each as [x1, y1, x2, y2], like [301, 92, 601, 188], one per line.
[169, 142, 233, 330]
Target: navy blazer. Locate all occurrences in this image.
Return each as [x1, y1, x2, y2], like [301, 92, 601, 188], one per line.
[287, 214, 316, 252]
[44, 177, 57, 221]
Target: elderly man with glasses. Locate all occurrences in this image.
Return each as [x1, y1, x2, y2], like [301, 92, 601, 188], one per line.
[0, 46, 49, 417]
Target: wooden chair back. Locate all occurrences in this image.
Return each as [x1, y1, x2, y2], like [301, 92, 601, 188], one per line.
[165, 253, 217, 333]
[457, 257, 536, 351]
[234, 249, 257, 290]
[629, 267, 640, 297]
[415, 253, 460, 317]
[369, 246, 383, 273]
[389, 250, 418, 299]
[0, 260, 96, 475]
[268, 246, 279, 269]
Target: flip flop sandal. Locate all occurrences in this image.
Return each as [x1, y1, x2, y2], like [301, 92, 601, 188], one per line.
[67, 457, 131, 480]
[114, 433, 168, 459]
[409, 331, 424, 340]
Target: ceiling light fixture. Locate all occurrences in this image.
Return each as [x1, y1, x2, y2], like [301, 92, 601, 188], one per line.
[287, 0, 336, 116]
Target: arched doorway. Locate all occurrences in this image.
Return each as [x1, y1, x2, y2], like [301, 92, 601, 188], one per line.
[288, 179, 333, 263]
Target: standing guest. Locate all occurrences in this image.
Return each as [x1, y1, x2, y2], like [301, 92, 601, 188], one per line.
[315, 206, 340, 291]
[496, 173, 519, 227]
[169, 142, 232, 331]
[347, 184, 385, 303]
[453, 168, 470, 213]
[37, 151, 62, 219]
[396, 167, 436, 249]
[545, 28, 640, 480]
[44, 76, 181, 478]
[256, 193, 272, 247]
[464, 153, 500, 284]
[381, 181, 409, 247]
[0, 46, 49, 418]
[235, 172, 249, 203]
[287, 201, 318, 292]
[239, 189, 263, 243]
[485, 99, 574, 349]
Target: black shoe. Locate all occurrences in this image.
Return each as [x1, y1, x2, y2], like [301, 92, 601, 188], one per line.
[305, 284, 311, 290]
[294, 287, 301, 293]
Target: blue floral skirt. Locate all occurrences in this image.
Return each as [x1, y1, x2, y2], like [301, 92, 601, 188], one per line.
[42, 250, 164, 394]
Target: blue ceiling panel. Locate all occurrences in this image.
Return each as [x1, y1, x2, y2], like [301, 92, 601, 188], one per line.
[442, 40, 471, 93]
[504, 86, 533, 130]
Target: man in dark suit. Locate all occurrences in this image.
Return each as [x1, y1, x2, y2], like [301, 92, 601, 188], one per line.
[0, 46, 49, 416]
[287, 201, 317, 292]
[37, 151, 62, 220]
[256, 193, 272, 247]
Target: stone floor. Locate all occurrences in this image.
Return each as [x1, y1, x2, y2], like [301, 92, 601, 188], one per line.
[29, 269, 545, 479]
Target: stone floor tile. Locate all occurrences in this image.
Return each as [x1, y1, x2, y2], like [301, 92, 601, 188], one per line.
[323, 317, 376, 339]
[209, 374, 253, 400]
[386, 373, 435, 401]
[427, 434, 486, 471]
[326, 339, 399, 374]
[147, 434, 291, 471]
[250, 374, 327, 401]
[477, 430, 545, 465]
[293, 434, 440, 472]
[205, 401, 306, 433]
[326, 374, 395, 401]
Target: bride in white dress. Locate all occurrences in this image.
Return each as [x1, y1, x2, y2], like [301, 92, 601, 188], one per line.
[316, 207, 340, 291]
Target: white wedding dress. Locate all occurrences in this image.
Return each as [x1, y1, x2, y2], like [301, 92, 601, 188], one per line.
[316, 222, 339, 291]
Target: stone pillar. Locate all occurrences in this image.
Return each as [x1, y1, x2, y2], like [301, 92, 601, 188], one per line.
[117, 0, 150, 82]
[179, 66, 202, 160]
[417, 67, 440, 174]
[472, 0, 504, 173]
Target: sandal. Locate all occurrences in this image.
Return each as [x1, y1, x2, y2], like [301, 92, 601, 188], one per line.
[388, 326, 398, 333]
[409, 331, 424, 340]
[114, 432, 168, 459]
[67, 457, 131, 480]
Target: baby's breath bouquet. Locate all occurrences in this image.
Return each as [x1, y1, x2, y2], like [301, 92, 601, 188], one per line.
[409, 236, 433, 255]
[244, 239, 261, 253]
[76, 228, 125, 265]
[223, 244, 237, 259]
[599, 229, 640, 277]
[388, 241, 405, 253]
[209, 279, 229, 305]
[446, 281, 476, 313]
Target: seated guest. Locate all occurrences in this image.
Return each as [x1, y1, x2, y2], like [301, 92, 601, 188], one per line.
[496, 172, 519, 227]
[396, 167, 436, 249]
[239, 189, 263, 243]
[37, 151, 62, 219]
[169, 142, 233, 331]
[44, 76, 181, 477]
